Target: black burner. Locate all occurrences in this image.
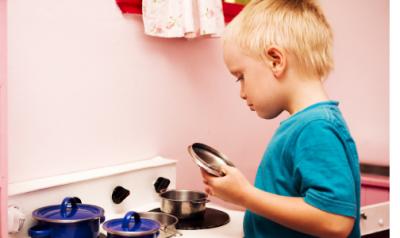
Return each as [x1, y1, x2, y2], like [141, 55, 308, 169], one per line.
[148, 208, 230, 230]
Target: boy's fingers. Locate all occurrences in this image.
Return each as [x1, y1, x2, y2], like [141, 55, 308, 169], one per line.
[200, 169, 213, 185]
[201, 169, 220, 187]
[205, 186, 214, 196]
[200, 168, 210, 178]
[200, 168, 215, 180]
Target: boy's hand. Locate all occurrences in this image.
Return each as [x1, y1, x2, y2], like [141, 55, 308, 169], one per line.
[201, 164, 252, 207]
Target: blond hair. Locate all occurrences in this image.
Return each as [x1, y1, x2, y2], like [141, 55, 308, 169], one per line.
[224, 0, 333, 79]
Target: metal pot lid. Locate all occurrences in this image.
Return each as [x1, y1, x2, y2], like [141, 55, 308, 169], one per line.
[188, 143, 235, 177]
[103, 211, 160, 237]
[32, 197, 105, 223]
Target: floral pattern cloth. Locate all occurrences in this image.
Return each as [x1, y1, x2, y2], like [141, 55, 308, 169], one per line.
[142, 0, 225, 39]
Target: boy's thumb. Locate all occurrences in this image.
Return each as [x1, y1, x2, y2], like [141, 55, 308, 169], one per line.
[220, 163, 233, 174]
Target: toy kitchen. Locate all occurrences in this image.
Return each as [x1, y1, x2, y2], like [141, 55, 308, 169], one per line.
[7, 156, 246, 238]
[6, 156, 390, 238]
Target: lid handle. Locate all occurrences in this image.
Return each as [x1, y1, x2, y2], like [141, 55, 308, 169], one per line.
[122, 211, 141, 231]
[60, 197, 78, 218]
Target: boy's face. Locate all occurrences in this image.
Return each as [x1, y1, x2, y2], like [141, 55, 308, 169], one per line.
[223, 42, 286, 119]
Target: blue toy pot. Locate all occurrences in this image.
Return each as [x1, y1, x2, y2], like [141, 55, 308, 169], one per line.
[28, 197, 105, 238]
[103, 211, 160, 238]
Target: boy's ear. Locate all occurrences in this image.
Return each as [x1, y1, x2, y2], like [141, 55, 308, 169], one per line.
[265, 46, 286, 78]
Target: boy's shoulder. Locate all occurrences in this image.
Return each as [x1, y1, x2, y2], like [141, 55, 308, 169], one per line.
[284, 101, 342, 128]
[280, 101, 348, 141]
[279, 102, 354, 159]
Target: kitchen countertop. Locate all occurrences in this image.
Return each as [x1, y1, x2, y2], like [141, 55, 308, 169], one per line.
[103, 202, 245, 238]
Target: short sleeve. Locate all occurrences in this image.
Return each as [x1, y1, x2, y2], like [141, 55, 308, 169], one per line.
[293, 120, 357, 218]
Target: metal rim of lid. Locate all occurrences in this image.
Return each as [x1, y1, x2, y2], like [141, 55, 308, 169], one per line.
[188, 143, 233, 176]
[187, 144, 221, 176]
[102, 218, 161, 237]
[32, 204, 105, 224]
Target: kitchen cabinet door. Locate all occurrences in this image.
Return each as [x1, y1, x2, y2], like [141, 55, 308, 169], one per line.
[360, 174, 389, 236]
[360, 202, 389, 236]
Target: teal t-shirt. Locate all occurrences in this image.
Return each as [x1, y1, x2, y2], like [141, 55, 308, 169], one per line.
[243, 101, 361, 238]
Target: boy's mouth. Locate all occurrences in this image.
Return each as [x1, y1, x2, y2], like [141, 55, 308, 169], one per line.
[248, 104, 255, 111]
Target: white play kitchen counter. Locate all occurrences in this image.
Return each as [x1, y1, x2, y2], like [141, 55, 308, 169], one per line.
[8, 157, 245, 237]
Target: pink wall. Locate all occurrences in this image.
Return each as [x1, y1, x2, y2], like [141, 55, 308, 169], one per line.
[6, 0, 388, 213]
[7, 0, 258, 184]
[0, 0, 7, 235]
[322, 0, 389, 166]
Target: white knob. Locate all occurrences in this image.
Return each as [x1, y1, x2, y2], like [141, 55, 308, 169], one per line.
[378, 218, 384, 226]
[8, 205, 26, 234]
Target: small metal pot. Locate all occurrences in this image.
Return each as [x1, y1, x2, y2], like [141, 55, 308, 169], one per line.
[159, 190, 209, 219]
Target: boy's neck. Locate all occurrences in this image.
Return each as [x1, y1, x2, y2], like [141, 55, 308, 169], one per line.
[285, 77, 330, 115]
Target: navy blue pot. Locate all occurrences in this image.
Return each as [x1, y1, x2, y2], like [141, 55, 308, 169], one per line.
[28, 197, 105, 238]
[103, 211, 160, 238]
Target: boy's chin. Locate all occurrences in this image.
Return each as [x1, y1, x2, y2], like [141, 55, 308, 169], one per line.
[256, 109, 283, 120]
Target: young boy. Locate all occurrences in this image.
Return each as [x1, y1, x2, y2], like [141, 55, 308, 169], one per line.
[201, 0, 361, 237]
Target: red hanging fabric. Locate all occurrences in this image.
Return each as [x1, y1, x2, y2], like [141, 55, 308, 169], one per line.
[115, 0, 244, 23]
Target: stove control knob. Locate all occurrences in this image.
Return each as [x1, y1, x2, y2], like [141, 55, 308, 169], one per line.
[154, 177, 170, 193]
[112, 186, 130, 204]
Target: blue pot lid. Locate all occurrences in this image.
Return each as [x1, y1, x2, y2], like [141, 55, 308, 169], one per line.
[103, 211, 160, 237]
[32, 197, 105, 224]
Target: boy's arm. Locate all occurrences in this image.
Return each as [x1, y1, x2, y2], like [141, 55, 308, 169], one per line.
[244, 184, 354, 238]
[201, 166, 355, 238]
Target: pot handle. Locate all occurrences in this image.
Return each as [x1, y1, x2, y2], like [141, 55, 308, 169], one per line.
[60, 197, 78, 218]
[122, 211, 141, 231]
[100, 215, 106, 223]
[28, 224, 52, 238]
[190, 199, 210, 204]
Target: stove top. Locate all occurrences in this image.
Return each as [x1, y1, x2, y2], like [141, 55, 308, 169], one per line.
[149, 208, 230, 230]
